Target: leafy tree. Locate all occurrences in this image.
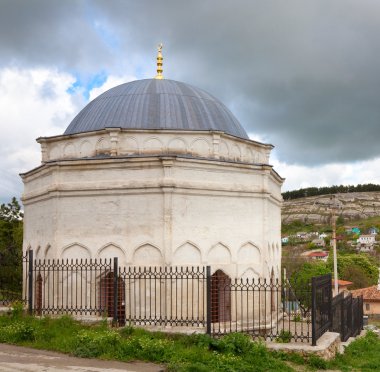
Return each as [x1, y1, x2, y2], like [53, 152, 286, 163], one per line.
[289, 261, 330, 309]
[327, 253, 378, 289]
[0, 197, 24, 294]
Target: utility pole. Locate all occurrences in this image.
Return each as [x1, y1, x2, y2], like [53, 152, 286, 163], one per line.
[331, 195, 338, 295]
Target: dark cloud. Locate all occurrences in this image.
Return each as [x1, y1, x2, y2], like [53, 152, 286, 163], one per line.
[1, 0, 380, 165]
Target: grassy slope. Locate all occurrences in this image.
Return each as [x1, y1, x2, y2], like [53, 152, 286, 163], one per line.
[1, 312, 379, 371]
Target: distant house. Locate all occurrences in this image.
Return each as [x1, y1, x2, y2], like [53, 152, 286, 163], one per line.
[333, 279, 353, 297]
[368, 227, 379, 235]
[305, 251, 329, 262]
[319, 233, 328, 239]
[281, 236, 289, 244]
[357, 234, 376, 252]
[336, 235, 345, 242]
[311, 238, 326, 248]
[358, 234, 376, 245]
[296, 232, 308, 239]
[351, 283, 380, 318]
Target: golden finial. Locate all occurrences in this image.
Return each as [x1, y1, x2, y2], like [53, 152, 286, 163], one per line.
[155, 43, 164, 79]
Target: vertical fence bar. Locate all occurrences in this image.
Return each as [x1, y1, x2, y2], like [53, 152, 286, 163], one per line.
[113, 257, 118, 325]
[311, 276, 316, 346]
[206, 266, 211, 335]
[28, 250, 33, 315]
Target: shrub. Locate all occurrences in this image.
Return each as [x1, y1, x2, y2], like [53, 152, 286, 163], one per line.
[72, 329, 121, 358]
[10, 301, 24, 318]
[212, 333, 254, 355]
[276, 330, 292, 343]
[0, 321, 36, 342]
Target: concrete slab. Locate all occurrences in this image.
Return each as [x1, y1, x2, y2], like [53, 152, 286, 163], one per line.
[266, 332, 341, 360]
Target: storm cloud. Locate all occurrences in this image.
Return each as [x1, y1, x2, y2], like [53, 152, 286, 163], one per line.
[0, 0, 380, 202]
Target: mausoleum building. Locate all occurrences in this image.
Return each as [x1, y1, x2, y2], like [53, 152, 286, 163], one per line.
[21, 48, 283, 283]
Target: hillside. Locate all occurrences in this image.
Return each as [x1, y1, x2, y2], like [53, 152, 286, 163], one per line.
[282, 191, 380, 224]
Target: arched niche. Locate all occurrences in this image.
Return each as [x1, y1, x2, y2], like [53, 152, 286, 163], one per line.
[49, 145, 61, 160]
[98, 243, 126, 265]
[208, 243, 231, 264]
[96, 137, 110, 155]
[79, 140, 92, 157]
[239, 267, 260, 280]
[61, 243, 91, 260]
[119, 136, 139, 155]
[231, 144, 241, 160]
[244, 147, 254, 163]
[63, 143, 75, 158]
[219, 141, 229, 159]
[237, 242, 261, 264]
[45, 244, 54, 260]
[168, 137, 187, 154]
[191, 138, 210, 157]
[143, 137, 163, 154]
[173, 242, 201, 264]
[132, 243, 163, 266]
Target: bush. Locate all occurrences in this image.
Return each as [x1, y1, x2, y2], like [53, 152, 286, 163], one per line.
[276, 330, 292, 343]
[214, 332, 254, 355]
[72, 329, 121, 358]
[0, 321, 36, 342]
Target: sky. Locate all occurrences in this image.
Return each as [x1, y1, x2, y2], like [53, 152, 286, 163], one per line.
[1, 0, 380, 204]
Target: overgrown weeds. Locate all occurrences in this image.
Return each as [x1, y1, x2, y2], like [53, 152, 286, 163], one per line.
[0, 312, 378, 371]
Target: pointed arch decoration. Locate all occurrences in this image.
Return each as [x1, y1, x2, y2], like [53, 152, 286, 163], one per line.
[208, 242, 231, 264]
[237, 242, 261, 264]
[173, 241, 201, 264]
[132, 243, 163, 266]
[61, 243, 91, 260]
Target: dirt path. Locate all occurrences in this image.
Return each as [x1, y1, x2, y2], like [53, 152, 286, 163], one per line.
[0, 344, 165, 372]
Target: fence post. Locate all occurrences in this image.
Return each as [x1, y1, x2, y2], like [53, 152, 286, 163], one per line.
[28, 250, 33, 315]
[206, 266, 211, 335]
[361, 295, 364, 330]
[311, 276, 316, 346]
[113, 257, 118, 325]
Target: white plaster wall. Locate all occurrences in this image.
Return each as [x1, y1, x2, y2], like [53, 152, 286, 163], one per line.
[23, 131, 283, 281]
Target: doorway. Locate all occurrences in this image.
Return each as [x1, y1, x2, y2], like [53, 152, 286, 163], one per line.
[100, 272, 126, 325]
[211, 270, 231, 322]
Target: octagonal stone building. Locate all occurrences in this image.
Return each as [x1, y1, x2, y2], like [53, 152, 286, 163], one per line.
[22, 75, 283, 285]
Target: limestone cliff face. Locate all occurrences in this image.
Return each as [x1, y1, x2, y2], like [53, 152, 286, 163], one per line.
[282, 192, 380, 224]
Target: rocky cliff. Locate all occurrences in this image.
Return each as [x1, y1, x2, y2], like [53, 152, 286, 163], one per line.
[282, 192, 380, 224]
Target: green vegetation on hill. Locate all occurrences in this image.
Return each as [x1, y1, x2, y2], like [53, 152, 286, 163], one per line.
[282, 183, 380, 200]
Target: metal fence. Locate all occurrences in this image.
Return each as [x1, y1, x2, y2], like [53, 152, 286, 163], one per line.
[0, 252, 29, 305]
[312, 273, 363, 345]
[210, 274, 312, 342]
[311, 274, 332, 345]
[25, 253, 312, 342]
[331, 291, 363, 342]
[1, 251, 364, 345]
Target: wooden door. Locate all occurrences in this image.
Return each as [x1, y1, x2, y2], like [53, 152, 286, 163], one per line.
[211, 270, 231, 322]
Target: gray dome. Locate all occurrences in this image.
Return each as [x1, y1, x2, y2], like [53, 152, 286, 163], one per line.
[64, 79, 248, 139]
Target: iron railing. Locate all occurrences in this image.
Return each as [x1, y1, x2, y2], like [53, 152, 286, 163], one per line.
[1, 251, 364, 345]
[25, 254, 312, 342]
[209, 275, 312, 342]
[331, 291, 363, 342]
[0, 252, 29, 305]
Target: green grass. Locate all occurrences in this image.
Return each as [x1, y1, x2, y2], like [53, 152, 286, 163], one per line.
[0, 310, 379, 371]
